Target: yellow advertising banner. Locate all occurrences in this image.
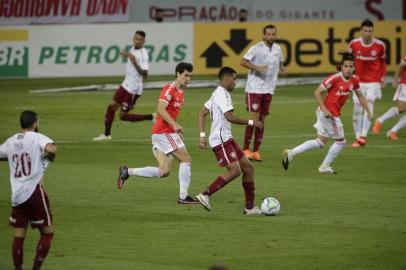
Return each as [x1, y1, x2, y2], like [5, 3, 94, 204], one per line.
[194, 20, 406, 75]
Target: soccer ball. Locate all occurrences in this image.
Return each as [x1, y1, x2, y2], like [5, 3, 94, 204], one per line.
[261, 197, 280, 216]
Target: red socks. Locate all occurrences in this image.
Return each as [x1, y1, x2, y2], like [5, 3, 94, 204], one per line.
[243, 126, 255, 150]
[104, 104, 116, 136]
[203, 176, 228, 196]
[12, 237, 25, 270]
[242, 181, 255, 209]
[253, 126, 264, 152]
[32, 233, 53, 270]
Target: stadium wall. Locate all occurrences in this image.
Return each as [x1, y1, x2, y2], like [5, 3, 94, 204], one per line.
[0, 20, 405, 78]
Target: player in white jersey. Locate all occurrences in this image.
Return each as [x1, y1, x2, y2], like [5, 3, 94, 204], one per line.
[94, 30, 155, 141]
[0, 111, 57, 270]
[240, 24, 286, 161]
[195, 67, 264, 215]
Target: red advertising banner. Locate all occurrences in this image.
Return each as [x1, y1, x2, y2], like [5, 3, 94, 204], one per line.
[0, 0, 131, 25]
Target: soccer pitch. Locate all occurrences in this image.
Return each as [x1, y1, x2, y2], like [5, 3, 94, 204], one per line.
[0, 77, 405, 270]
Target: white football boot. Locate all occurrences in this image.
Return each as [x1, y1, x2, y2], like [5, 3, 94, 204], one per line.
[196, 193, 211, 211]
[93, 134, 112, 141]
[243, 207, 263, 215]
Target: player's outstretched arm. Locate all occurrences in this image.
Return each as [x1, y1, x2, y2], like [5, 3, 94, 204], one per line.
[198, 107, 209, 149]
[44, 143, 57, 162]
[224, 111, 263, 128]
[355, 90, 373, 120]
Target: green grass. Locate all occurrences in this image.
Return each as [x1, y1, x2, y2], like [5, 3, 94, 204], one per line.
[0, 77, 405, 270]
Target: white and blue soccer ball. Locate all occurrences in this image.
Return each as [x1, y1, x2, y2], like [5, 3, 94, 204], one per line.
[261, 197, 280, 216]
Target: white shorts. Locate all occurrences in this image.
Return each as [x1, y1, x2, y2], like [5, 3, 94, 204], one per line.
[393, 84, 406, 102]
[352, 83, 381, 104]
[313, 109, 345, 139]
[151, 133, 185, 155]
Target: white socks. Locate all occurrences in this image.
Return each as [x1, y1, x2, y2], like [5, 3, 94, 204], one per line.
[127, 163, 192, 200]
[353, 104, 363, 139]
[178, 163, 191, 200]
[128, 167, 161, 178]
[353, 102, 374, 138]
[321, 140, 346, 168]
[360, 102, 374, 137]
[390, 114, 406, 132]
[292, 139, 325, 157]
[378, 107, 399, 124]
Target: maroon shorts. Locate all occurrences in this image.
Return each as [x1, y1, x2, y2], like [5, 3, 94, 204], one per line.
[246, 93, 273, 115]
[212, 139, 245, 167]
[9, 185, 53, 229]
[113, 85, 135, 112]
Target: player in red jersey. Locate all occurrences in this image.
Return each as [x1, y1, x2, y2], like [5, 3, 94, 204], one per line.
[117, 62, 199, 204]
[373, 55, 406, 140]
[0, 111, 57, 270]
[348, 19, 386, 148]
[282, 53, 372, 174]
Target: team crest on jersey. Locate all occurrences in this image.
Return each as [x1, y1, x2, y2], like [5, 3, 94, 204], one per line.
[349, 84, 354, 91]
[230, 152, 237, 158]
[252, 103, 259, 110]
[371, 50, 377, 56]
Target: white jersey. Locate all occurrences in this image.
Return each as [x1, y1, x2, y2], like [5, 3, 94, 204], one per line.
[0, 131, 54, 206]
[204, 86, 234, 148]
[244, 41, 283, 94]
[121, 47, 149, 94]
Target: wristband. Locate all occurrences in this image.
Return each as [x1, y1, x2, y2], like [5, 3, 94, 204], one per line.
[248, 120, 254, 126]
[200, 132, 206, 138]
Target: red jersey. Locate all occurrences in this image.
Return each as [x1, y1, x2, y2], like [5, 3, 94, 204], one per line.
[152, 82, 184, 134]
[400, 55, 406, 84]
[348, 38, 386, 83]
[321, 72, 360, 117]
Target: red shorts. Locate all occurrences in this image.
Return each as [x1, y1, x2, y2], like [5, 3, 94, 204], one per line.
[246, 93, 273, 115]
[212, 139, 245, 167]
[113, 85, 136, 112]
[9, 185, 53, 229]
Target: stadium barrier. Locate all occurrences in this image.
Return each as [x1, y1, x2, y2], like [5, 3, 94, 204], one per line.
[1, 20, 404, 78]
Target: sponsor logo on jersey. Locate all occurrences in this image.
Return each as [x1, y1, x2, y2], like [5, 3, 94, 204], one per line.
[335, 91, 351, 96]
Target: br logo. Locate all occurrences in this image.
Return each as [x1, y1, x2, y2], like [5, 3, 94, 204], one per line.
[0, 45, 28, 78]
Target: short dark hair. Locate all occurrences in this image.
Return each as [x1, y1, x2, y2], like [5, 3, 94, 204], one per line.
[361, 19, 374, 28]
[263, 24, 276, 34]
[20, 110, 38, 129]
[219, 66, 236, 80]
[135, 30, 146, 38]
[175, 62, 193, 76]
[340, 52, 354, 64]
[336, 52, 354, 71]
